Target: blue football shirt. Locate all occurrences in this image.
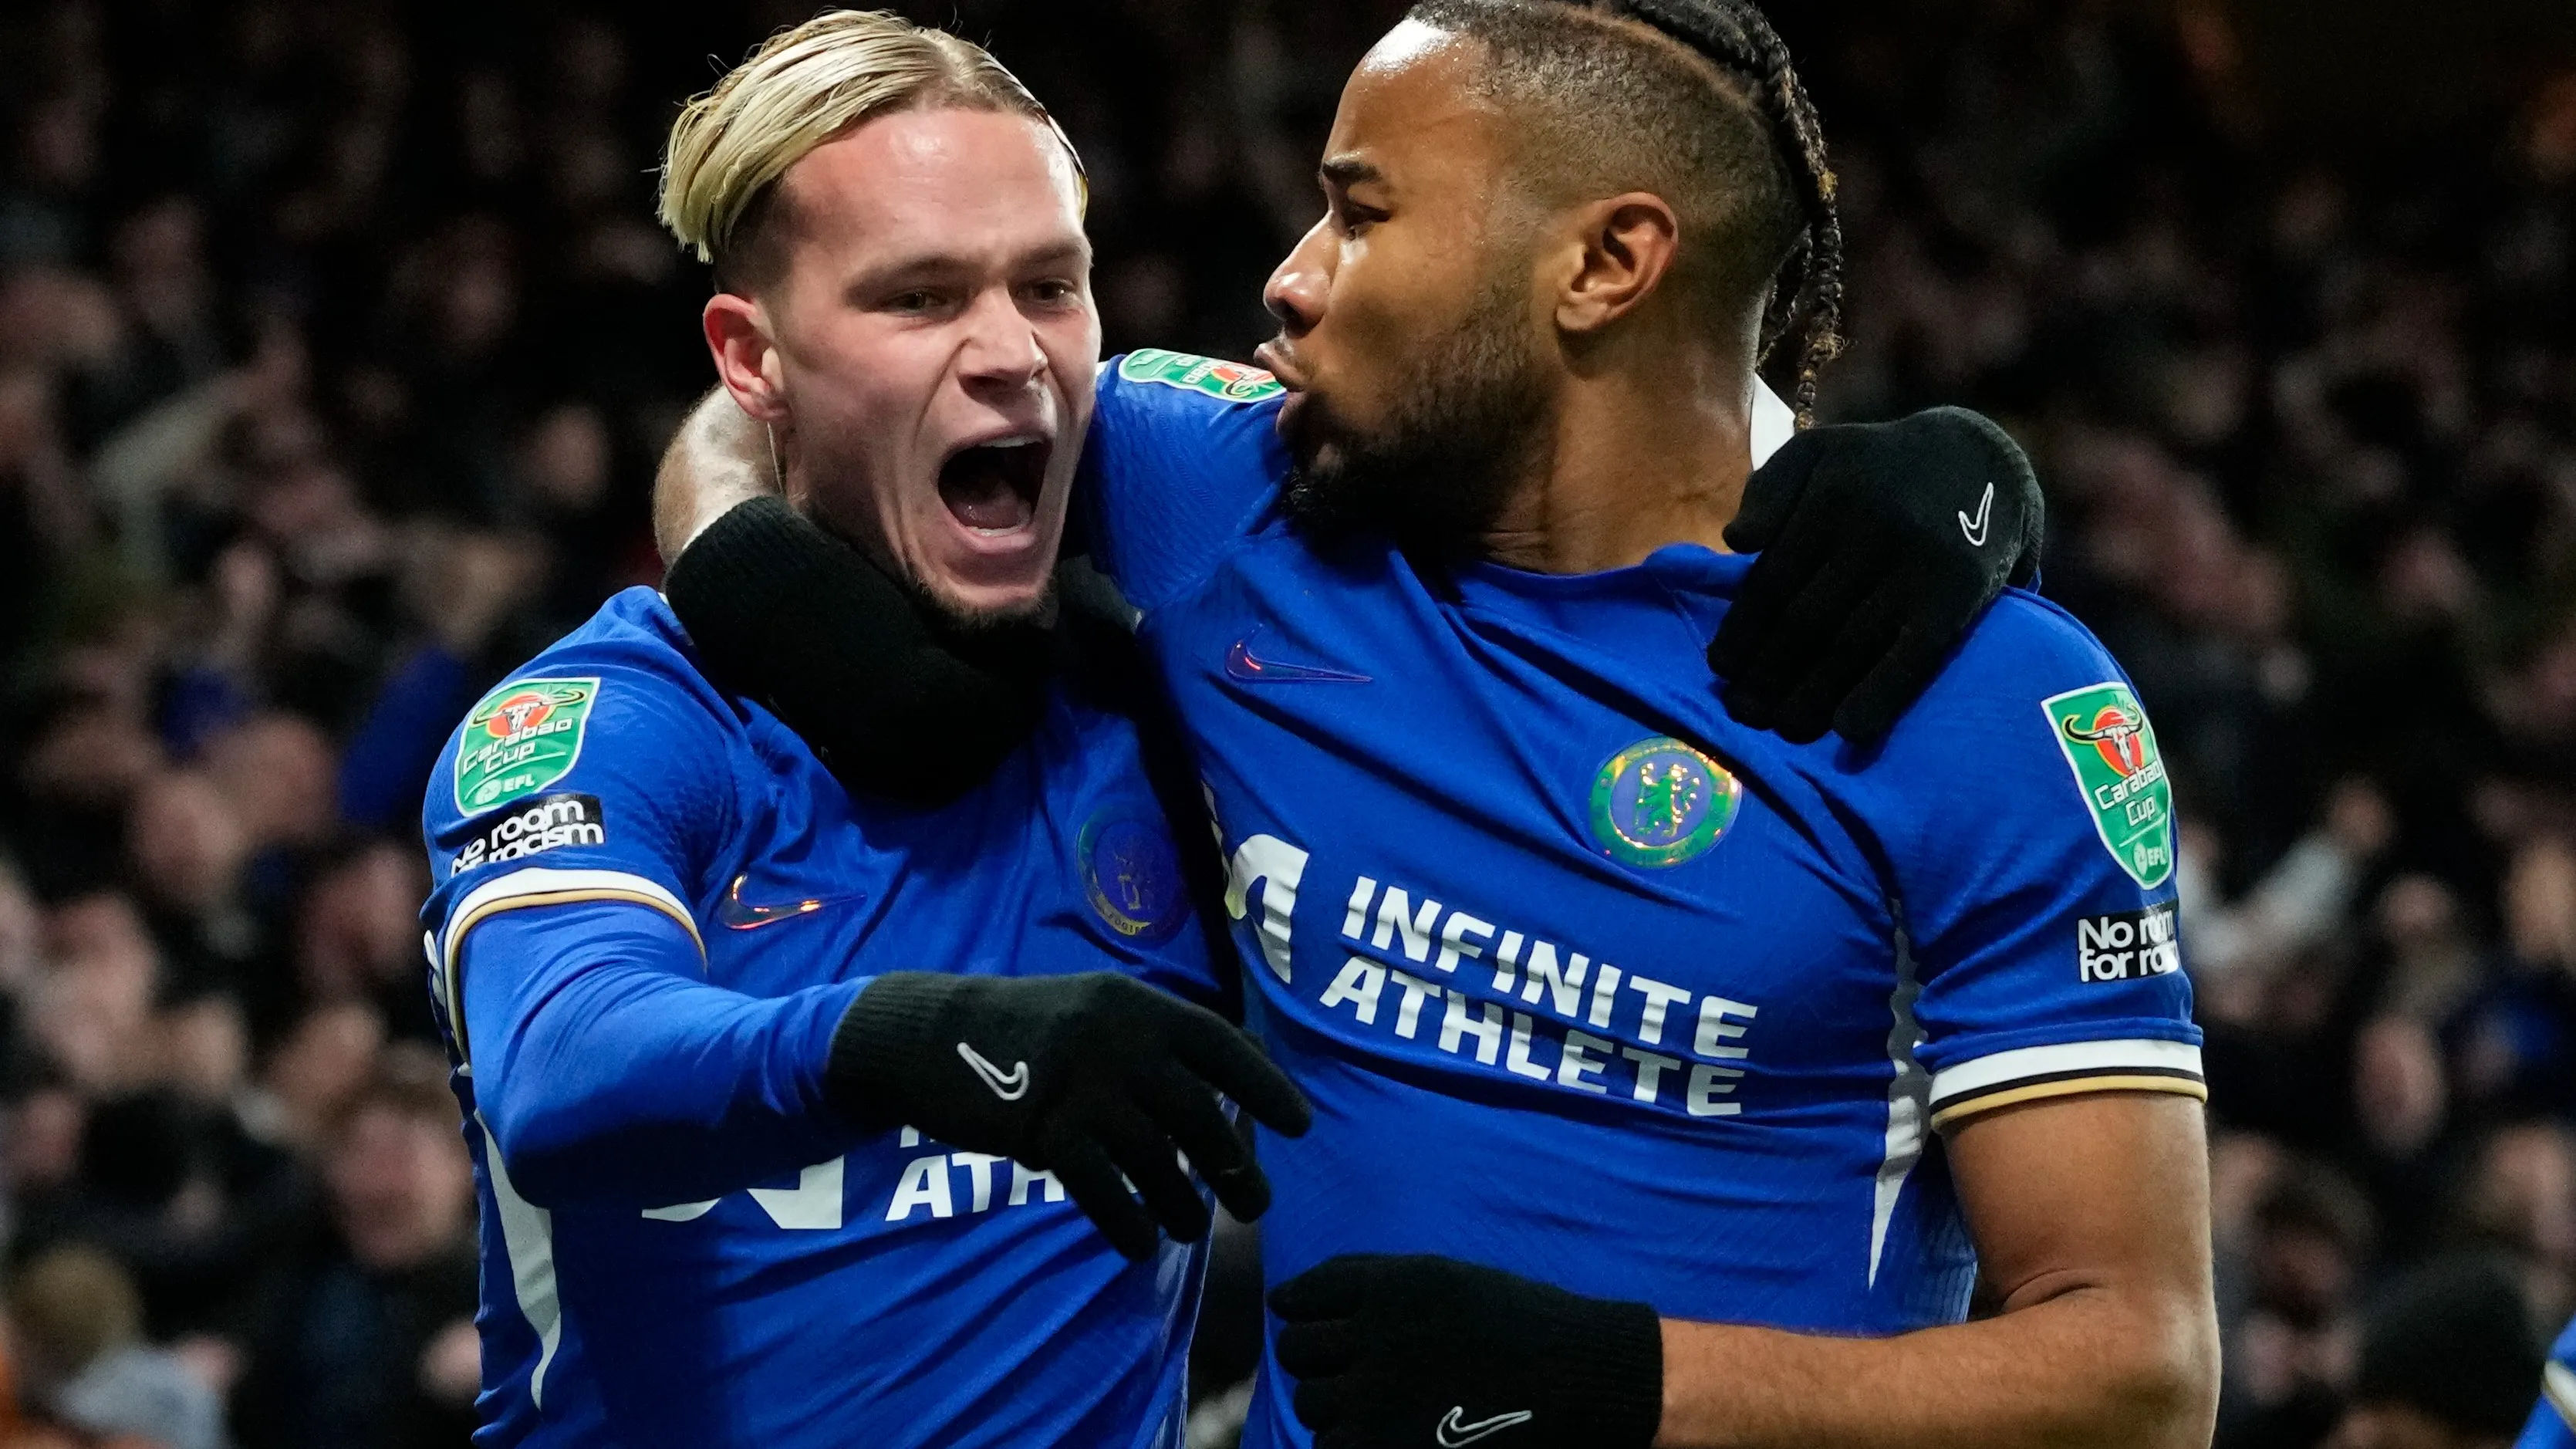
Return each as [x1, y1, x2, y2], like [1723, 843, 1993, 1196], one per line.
[1079, 353, 2204, 1448]
[418, 588, 1219, 1449]
[2517, 1312, 2576, 1447]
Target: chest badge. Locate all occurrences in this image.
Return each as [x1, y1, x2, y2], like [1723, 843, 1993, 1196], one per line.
[1589, 736, 1741, 868]
[1080, 809, 1191, 944]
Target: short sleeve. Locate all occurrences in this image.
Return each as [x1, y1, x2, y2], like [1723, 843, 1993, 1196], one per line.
[1077, 350, 1291, 615]
[419, 643, 742, 1051]
[1863, 596, 2202, 1131]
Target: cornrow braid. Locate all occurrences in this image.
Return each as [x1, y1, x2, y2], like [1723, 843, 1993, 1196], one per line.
[1592, 0, 1845, 422]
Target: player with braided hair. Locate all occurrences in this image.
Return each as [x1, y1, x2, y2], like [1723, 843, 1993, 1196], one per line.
[1612, 0, 1847, 422]
[1233, 4, 2213, 1445]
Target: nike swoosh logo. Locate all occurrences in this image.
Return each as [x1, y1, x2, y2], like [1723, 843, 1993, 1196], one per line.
[1958, 481, 1995, 547]
[1225, 630, 1372, 684]
[1437, 1407, 1534, 1447]
[716, 874, 863, 931]
[957, 1042, 1031, 1100]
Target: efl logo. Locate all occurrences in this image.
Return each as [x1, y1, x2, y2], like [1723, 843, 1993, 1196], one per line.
[2077, 902, 2180, 983]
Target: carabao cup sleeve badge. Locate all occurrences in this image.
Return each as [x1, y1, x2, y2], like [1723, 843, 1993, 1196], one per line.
[1079, 808, 1190, 945]
[454, 677, 600, 816]
[2043, 682, 2174, 889]
[1116, 347, 1285, 404]
[1589, 736, 1741, 868]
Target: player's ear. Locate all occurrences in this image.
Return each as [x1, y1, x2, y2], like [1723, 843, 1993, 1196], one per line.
[1555, 192, 1681, 336]
[704, 292, 789, 423]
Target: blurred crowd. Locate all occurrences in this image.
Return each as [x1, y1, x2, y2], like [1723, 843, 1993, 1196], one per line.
[0, 1, 2571, 1446]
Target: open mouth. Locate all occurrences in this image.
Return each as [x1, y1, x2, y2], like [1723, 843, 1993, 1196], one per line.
[937, 436, 1049, 535]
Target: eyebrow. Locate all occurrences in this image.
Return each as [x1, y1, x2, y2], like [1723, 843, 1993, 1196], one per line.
[845, 236, 1093, 290]
[1028, 237, 1094, 266]
[1320, 155, 1385, 190]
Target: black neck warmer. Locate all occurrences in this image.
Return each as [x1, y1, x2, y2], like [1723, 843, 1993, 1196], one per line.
[663, 498, 1054, 806]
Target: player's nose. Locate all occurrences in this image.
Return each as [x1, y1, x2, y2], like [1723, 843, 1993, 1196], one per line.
[954, 288, 1049, 394]
[1264, 218, 1332, 337]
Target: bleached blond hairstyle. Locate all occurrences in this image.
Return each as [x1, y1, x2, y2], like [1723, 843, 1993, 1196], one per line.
[658, 9, 1079, 290]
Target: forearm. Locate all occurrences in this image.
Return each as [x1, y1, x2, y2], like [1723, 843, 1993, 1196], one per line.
[465, 902, 869, 1208]
[1657, 1282, 2216, 1449]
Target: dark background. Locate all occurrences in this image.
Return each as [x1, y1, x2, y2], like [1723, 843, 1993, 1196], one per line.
[2, 2, 2574, 1446]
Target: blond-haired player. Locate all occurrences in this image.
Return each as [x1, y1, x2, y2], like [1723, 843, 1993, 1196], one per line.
[657, 10, 1095, 628]
[417, 15, 1308, 1448]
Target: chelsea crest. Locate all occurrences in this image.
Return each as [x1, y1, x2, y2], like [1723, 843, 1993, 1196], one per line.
[1079, 808, 1190, 944]
[1588, 736, 1740, 868]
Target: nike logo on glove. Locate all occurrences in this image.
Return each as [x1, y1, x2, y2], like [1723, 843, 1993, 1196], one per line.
[1957, 481, 1995, 547]
[957, 1042, 1031, 1100]
[1437, 1407, 1534, 1446]
[1225, 629, 1372, 684]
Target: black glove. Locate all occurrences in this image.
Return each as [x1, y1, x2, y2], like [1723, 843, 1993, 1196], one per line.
[1710, 406, 2043, 746]
[827, 971, 1311, 1260]
[1270, 1254, 1663, 1449]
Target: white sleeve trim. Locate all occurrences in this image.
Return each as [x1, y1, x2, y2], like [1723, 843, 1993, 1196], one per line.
[2545, 1360, 2576, 1430]
[443, 866, 696, 962]
[1927, 1038, 2204, 1126]
[437, 866, 703, 1065]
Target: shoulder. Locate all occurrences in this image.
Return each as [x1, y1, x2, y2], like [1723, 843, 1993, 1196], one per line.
[426, 589, 744, 837]
[481, 586, 709, 686]
[1865, 588, 2155, 783]
[1096, 347, 1291, 421]
[1907, 589, 2135, 730]
[1082, 351, 1294, 613]
[1853, 589, 2176, 890]
[1088, 350, 1290, 494]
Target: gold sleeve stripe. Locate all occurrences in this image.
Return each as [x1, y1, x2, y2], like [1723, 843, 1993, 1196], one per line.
[1927, 1037, 2201, 1103]
[441, 888, 704, 1066]
[1930, 1073, 2207, 1131]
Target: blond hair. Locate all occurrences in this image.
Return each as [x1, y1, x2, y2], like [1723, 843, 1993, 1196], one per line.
[658, 9, 1079, 289]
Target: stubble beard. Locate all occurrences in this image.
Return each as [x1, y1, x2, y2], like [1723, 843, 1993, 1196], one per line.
[910, 574, 1058, 639]
[1278, 272, 1551, 561]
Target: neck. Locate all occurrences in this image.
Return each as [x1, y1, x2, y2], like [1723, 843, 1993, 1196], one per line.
[1477, 343, 1755, 575]
[778, 430, 880, 565]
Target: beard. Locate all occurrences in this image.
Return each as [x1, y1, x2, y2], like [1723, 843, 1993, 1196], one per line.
[1278, 272, 1551, 559]
[908, 569, 1059, 638]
